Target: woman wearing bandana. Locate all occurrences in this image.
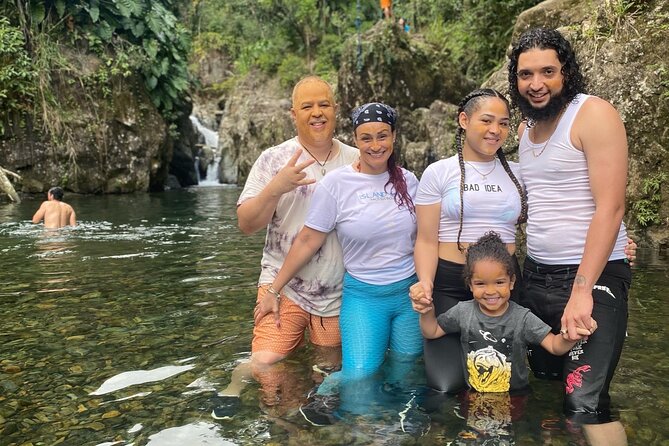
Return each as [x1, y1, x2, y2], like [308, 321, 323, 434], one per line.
[269, 102, 423, 382]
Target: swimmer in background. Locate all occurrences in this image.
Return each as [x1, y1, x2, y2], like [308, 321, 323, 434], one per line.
[32, 187, 76, 229]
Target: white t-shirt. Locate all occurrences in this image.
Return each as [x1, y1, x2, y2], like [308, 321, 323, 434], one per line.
[306, 164, 418, 285]
[237, 137, 358, 317]
[414, 155, 523, 244]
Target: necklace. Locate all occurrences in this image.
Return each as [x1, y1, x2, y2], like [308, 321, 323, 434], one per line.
[530, 109, 565, 158]
[531, 129, 556, 158]
[300, 142, 332, 176]
[465, 159, 497, 181]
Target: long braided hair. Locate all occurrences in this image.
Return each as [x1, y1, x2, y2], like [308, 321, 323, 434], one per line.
[455, 89, 528, 252]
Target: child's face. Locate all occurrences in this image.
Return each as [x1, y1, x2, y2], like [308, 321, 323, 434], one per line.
[469, 259, 515, 317]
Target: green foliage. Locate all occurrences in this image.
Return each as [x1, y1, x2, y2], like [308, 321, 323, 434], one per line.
[190, 0, 378, 86]
[277, 54, 307, 89]
[632, 172, 667, 227]
[9, 0, 191, 121]
[590, 0, 645, 39]
[421, 0, 543, 79]
[189, 0, 542, 88]
[0, 17, 37, 135]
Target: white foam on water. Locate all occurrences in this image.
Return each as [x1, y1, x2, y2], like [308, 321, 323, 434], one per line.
[89, 365, 195, 395]
[146, 422, 237, 446]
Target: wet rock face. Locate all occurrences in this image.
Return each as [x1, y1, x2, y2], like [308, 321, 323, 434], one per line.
[0, 62, 168, 194]
[216, 75, 294, 185]
[486, 0, 669, 245]
[169, 101, 199, 188]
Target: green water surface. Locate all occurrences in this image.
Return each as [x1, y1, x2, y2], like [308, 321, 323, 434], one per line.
[0, 187, 667, 445]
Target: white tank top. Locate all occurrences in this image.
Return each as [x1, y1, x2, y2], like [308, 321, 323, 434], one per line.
[519, 94, 627, 264]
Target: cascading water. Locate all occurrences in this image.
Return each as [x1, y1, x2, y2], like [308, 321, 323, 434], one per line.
[189, 116, 221, 186]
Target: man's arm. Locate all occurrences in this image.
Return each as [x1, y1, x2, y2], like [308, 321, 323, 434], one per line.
[562, 97, 628, 340]
[257, 226, 328, 326]
[237, 149, 315, 234]
[32, 202, 47, 224]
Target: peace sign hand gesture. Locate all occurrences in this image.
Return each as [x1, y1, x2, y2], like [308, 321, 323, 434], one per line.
[270, 149, 316, 195]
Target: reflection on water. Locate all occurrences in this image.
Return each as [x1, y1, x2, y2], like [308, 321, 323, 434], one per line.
[1, 188, 668, 445]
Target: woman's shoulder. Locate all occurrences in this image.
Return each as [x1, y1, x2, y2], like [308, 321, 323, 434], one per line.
[420, 155, 459, 182]
[320, 164, 355, 186]
[426, 155, 459, 172]
[401, 167, 419, 182]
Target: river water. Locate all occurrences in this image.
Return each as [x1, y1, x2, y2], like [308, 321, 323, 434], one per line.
[0, 187, 667, 445]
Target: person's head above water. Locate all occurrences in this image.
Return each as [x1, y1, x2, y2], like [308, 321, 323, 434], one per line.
[48, 187, 64, 201]
[350, 102, 414, 215]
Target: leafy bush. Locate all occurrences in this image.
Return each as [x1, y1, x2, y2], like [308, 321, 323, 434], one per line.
[632, 173, 667, 227]
[277, 54, 308, 89]
[10, 0, 191, 119]
[0, 17, 37, 135]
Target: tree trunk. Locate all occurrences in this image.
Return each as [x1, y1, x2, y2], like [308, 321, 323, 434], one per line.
[0, 166, 21, 203]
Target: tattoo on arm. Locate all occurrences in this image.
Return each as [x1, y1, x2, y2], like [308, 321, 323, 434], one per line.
[574, 274, 587, 288]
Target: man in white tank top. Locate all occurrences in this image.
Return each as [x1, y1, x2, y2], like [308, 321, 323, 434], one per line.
[509, 28, 631, 446]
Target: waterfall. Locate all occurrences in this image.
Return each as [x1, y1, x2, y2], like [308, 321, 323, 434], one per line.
[189, 116, 221, 186]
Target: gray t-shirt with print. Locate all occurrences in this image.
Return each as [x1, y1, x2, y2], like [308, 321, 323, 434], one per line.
[437, 300, 551, 392]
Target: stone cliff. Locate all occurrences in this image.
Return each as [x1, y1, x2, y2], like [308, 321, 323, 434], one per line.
[0, 48, 171, 194]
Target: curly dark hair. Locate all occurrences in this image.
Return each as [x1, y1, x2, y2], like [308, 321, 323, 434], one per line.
[463, 231, 516, 286]
[508, 28, 586, 110]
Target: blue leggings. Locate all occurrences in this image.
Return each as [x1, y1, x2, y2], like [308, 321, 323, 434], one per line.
[339, 272, 423, 380]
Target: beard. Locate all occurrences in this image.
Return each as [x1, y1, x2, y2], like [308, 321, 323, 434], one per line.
[516, 89, 573, 123]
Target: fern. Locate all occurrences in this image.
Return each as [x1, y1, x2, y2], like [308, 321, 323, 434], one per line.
[145, 10, 163, 40]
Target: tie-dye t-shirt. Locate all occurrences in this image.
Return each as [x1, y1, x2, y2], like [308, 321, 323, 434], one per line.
[437, 300, 550, 392]
[237, 137, 358, 317]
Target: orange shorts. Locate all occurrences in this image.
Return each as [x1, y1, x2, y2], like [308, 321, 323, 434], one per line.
[251, 285, 341, 355]
[380, 0, 392, 8]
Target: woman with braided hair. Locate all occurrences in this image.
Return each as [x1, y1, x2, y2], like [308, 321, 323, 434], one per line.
[411, 88, 527, 393]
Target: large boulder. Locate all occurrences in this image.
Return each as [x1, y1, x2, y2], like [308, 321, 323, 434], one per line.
[337, 21, 476, 124]
[400, 100, 460, 177]
[335, 22, 476, 175]
[217, 74, 294, 185]
[168, 99, 199, 188]
[485, 0, 669, 246]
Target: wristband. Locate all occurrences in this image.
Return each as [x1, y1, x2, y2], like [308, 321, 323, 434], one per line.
[267, 285, 281, 301]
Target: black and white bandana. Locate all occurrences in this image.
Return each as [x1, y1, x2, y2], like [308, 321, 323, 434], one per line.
[351, 102, 397, 131]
